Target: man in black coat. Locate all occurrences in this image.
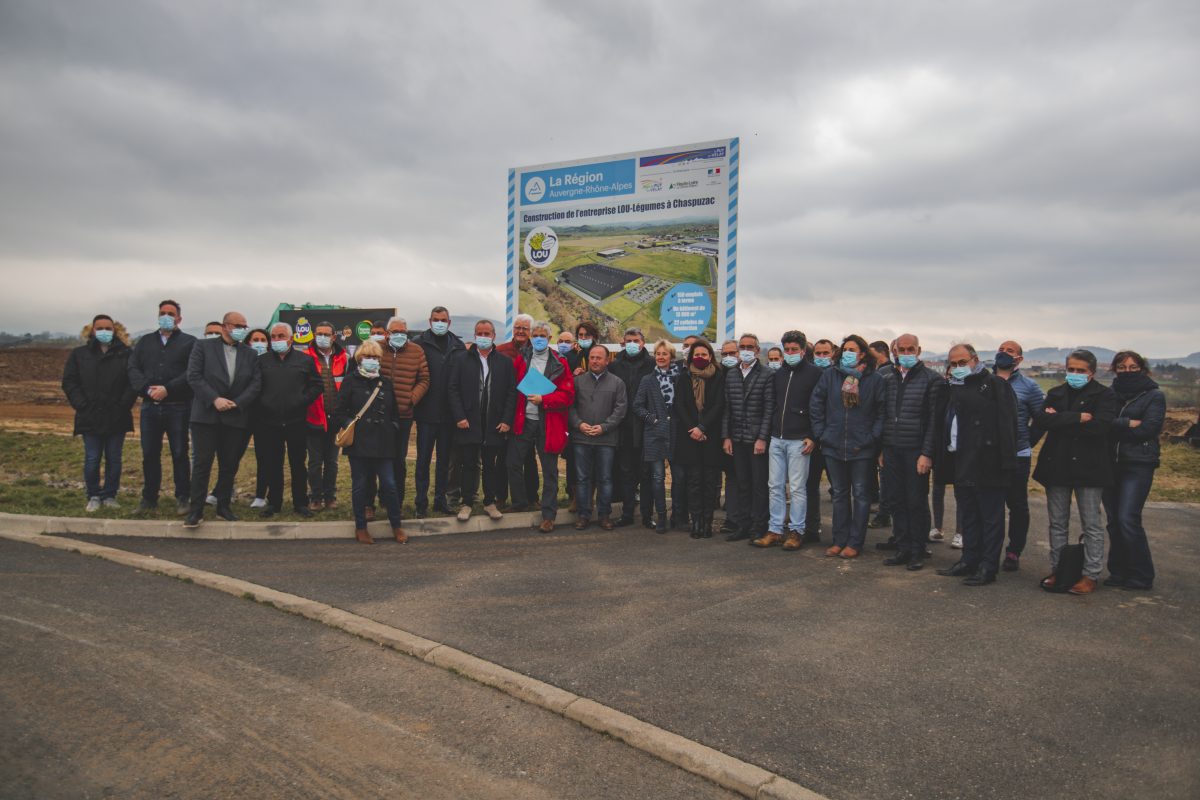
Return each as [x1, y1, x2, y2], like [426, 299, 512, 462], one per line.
[608, 327, 656, 527]
[413, 305, 466, 516]
[722, 332, 775, 542]
[184, 311, 262, 527]
[256, 322, 323, 518]
[448, 320, 517, 522]
[935, 343, 1018, 585]
[879, 333, 946, 570]
[127, 299, 197, 514]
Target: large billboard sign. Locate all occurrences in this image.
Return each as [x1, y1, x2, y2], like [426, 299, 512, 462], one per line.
[507, 138, 738, 343]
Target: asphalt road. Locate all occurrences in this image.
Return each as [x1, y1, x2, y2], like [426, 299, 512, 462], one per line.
[0, 540, 739, 800]
[61, 499, 1200, 800]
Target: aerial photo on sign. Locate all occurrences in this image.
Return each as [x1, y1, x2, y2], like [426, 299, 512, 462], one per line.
[511, 139, 736, 343]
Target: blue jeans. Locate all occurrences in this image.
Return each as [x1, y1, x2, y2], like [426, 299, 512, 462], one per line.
[1103, 463, 1156, 587]
[349, 456, 402, 529]
[768, 438, 810, 533]
[83, 432, 125, 500]
[139, 402, 190, 502]
[826, 457, 871, 548]
[574, 443, 615, 520]
[646, 459, 667, 516]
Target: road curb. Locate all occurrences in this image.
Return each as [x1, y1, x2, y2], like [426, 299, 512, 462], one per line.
[0, 505, 633, 541]
[0, 529, 827, 800]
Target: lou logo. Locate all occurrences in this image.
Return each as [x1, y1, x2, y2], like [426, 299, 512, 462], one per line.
[523, 226, 559, 268]
[293, 316, 313, 344]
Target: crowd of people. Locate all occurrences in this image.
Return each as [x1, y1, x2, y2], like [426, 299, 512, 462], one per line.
[61, 299, 1166, 593]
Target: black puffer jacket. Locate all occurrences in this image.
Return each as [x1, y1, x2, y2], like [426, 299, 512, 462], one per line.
[881, 361, 946, 456]
[256, 347, 323, 426]
[610, 348, 656, 447]
[62, 336, 138, 436]
[1110, 379, 1166, 467]
[332, 370, 399, 460]
[722, 361, 774, 443]
[769, 360, 821, 440]
[943, 368, 1018, 488]
[1034, 379, 1117, 488]
[413, 328, 466, 424]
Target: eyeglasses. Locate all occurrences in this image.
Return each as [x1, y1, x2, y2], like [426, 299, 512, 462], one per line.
[948, 358, 973, 368]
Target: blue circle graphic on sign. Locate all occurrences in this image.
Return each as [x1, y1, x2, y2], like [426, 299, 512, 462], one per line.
[660, 283, 713, 339]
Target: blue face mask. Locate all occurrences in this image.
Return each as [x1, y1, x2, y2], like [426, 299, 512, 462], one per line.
[1065, 373, 1090, 389]
[531, 336, 549, 353]
[624, 342, 642, 357]
[230, 327, 249, 343]
[767, 360, 782, 371]
[389, 332, 407, 348]
[271, 339, 290, 354]
[721, 355, 738, 369]
[430, 321, 449, 336]
[360, 358, 380, 374]
[813, 356, 832, 369]
[784, 353, 804, 366]
[950, 365, 972, 381]
[94, 329, 114, 344]
[557, 342, 572, 355]
[314, 335, 332, 349]
[898, 354, 919, 369]
[475, 336, 493, 350]
[578, 338, 593, 350]
[738, 349, 756, 364]
[157, 315, 175, 332]
[840, 352, 859, 368]
[250, 341, 268, 355]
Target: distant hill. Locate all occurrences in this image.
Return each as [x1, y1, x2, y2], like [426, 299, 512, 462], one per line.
[1023, 346, 1117, 364]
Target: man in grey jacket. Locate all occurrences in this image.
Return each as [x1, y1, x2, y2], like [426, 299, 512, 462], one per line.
[994, 340, 1045, 571]
[569, 345, 627, 531]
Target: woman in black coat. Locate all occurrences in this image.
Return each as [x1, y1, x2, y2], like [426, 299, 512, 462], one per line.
[1103, 351, 1167, 590]
[632, 339, 678, 533]
[61, 316, 137, 511]
[673, 339, 726, 538]
[331, 340, 405, 544]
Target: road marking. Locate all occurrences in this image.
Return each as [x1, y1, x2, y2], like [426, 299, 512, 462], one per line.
[0, 612, 99, 647]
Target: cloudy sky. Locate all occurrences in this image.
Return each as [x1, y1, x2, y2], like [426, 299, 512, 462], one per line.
[1, 0, 1197, 355]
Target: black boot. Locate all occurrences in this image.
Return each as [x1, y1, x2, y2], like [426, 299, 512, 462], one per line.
[701, 512, 714, 539]
[689, 517, 702, 539]
[656, 512, 668, 534]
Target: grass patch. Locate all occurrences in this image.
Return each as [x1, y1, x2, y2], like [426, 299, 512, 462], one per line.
[1152, 443, 1200, 503]
[610, 249, 710, 285]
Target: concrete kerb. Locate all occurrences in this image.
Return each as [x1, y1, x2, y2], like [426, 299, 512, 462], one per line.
[0, 529, 827, 800]
[0, 505, 633, 541]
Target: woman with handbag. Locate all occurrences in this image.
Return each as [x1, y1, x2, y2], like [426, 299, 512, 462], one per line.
[332, 339, 407, 545]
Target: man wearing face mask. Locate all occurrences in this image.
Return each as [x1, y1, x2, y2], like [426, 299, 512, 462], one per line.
[413, 306, 466, 517]
[759, 330, 819, 550]
[305, 321, 349, 512]
[723, 333, 775, 543]
[934, 343, 1018, 586]
[255, 322, 323, 518]
[878, 333, 946, 570]
[203, 321, 224, 339]
[669, 334, 700, 530]
[128, 299, 197, 515]
[509, 320, 575, 531]
[184, 311, 262, 527]
[497, 314, 539, 508]
[378, 316, 430, 515]
[609, 327, 657, 528]
[716, 339, 742, 534]
[992, 340, 1045, 571]
[803, 339, 838, 541]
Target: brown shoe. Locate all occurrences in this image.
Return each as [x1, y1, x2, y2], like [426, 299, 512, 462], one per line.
[539, 519, 555, 533]
[309, 500, 325, 512]
[574, 517, 590, 531]
[393, 527, 408, 544]
[364, 505, 376, 522]
[840, 546, 860, 559]
[599, 516, 614, 531]
[1068, 576, 1096, 595]
[783, 532, 802, 551]
[355, 528, 374, 545]
[1040, 574, 1057, 589]
[324, 499, 338, 511]
[825, 545, 843, 557]
[752, 532, 784, 548]
[568, 498, 578, 513]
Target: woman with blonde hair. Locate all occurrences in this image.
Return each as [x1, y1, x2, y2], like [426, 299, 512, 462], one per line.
[633, 339, 679, 532]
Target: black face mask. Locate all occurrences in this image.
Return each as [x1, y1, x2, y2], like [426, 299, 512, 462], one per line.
[1113, 371, 1154, 395]
[993, 352, 1016, 370]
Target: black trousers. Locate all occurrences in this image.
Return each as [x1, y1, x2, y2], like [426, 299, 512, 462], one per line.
[732, 441, 769, 535]
[306, 426, 339, 504]
[670, 461, 689, 521]
[507, 418, 559, 520]
[956, 484, 1007, 574]
[189, 421, 246, 512]
[882, 446, 931, 556]
[805, 447, 827, 533]
[1004, 456, 1032, 556]
[686, 463, 721, 519]
[415, 420, 456, 511]
[258, 421, 309, 511]
[618, 442, 653, 520]
[459, 442, 504, 506]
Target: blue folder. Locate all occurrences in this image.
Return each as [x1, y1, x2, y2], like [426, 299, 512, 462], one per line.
[517, 368, 557, 397]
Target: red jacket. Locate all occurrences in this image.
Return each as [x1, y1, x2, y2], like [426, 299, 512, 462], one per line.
[513, 351, 575, 454]
[306, 345, 349, 430]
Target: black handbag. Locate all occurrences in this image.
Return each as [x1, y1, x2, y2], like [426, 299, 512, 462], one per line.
[1043, 535, 1085, 593]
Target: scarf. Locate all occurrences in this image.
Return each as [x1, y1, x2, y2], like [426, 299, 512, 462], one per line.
[688, 362, 717, 411]
[1112, 371, 1157, 402]
[656, 363, 679, 407]
[837, 364, 863, 408]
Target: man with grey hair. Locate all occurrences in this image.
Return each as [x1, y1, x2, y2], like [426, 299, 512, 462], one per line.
[723, 332, 774, 542]
[378, 314, 430, 515]
[498, 312, 539, 506]
[254, 321, 322, 518]
[609, 326, 656, 527]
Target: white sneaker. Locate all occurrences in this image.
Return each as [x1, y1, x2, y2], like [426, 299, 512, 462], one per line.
[102, 498, 120, 509]
[951, 533, 963, 549]
[928, 527, 944, 542]
[85, 497, 101, 512]
[457, 505, 472, 522]
[484, 503, 503, 520]
[250, 498, 267, 509]
[205, 493, 218, 506]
